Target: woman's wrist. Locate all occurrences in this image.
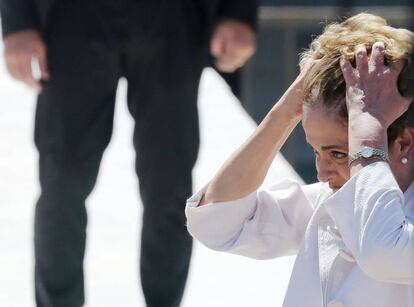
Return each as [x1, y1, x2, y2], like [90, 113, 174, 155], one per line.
[348, 115, 388, 153]
[269, 98, 301, 121]
[348, 111, 388, 155]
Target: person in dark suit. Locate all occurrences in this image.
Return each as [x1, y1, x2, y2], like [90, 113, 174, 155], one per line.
[0, 1, 258, 306]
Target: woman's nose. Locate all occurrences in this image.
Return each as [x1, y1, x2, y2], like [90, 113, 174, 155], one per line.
[316, 159, 336, 182]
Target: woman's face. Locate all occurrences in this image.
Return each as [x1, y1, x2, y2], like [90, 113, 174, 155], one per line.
[302, 106, 350, 192]
[303, 105, 414, 192]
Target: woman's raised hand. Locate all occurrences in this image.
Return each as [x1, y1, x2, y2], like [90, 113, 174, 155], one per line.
[276, 55, 320, 122]
[340, 42, 412, 128]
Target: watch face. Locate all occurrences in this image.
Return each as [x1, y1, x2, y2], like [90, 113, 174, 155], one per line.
[361, 147, 373, 158]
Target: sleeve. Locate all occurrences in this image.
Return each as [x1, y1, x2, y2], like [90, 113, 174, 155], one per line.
[324, 161, 414, 285]
[216, 0, 259, 30]
[0, 0, 39, 37]
[185, 179, 321, 260]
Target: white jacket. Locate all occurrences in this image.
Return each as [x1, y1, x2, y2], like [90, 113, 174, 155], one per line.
[186, 162, 414, 307]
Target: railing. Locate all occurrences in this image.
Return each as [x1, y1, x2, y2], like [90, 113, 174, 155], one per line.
[260, 6, 413, 24]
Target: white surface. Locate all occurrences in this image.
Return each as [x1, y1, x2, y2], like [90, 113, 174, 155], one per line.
[0, 50, 300, 307]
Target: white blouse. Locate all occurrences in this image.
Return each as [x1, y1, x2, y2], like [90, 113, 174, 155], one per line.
[186, 162, 414, 307]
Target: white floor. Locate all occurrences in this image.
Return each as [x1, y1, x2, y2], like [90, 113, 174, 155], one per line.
[0, 45, 301, 306]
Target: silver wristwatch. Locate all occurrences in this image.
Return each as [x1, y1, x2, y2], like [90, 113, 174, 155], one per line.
[348, 147, 389, 166]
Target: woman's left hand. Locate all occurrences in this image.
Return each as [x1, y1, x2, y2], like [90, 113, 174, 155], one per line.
[340, 42, 412, 128]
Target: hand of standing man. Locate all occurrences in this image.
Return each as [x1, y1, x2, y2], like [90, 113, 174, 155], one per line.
[3, 29, 49, 91]
[210, 19, 256, 73]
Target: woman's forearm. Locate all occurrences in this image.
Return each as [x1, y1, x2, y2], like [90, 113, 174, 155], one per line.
[201, 80, 303, 205]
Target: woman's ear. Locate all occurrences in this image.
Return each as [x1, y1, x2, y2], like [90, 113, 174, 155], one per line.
[392, 127, 414, 159]
[389, 127, 414, 191]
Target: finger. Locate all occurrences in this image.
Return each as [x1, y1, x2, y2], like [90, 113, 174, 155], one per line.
[340, 57, 355, 85]
[33, 44, 50, 80]
[355, 44, 368, 74]
[370, 41, 385, 67]
[312, 50, 323, 59]
[19, 57, 42, 90]
[31, 57, 41, 81]
[36, 53, 50, 80]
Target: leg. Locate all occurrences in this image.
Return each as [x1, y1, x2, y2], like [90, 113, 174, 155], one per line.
[34, 153, 104, 307]
[137, 84, 200, 307]
[123, 14, 204, 305]
[134, 83, 200, 307]
[34, 2, 121, 306]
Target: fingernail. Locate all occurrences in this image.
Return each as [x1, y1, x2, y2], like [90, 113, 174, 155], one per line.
[356, 44, 366, 53]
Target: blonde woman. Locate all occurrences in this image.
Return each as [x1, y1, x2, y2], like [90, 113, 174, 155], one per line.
[185, 13, 414, 307]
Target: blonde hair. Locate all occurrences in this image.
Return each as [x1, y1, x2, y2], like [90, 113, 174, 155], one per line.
[300, 13, 414, 141]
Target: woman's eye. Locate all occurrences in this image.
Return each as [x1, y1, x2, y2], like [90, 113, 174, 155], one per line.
[331, 151, 347, 159]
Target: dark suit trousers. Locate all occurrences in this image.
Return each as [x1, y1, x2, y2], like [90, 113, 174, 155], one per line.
[34, 1, 205, 306]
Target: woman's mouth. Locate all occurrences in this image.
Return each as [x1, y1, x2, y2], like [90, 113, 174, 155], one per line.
[329, 183, 341, 190]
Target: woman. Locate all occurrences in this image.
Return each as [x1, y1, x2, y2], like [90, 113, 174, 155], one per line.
[186, 13, 414, 307]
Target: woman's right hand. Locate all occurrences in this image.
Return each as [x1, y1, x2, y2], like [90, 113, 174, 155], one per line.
[273, 55, 319, 123]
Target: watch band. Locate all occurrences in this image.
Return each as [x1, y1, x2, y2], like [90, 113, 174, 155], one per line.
[348, 147, 389, 166]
